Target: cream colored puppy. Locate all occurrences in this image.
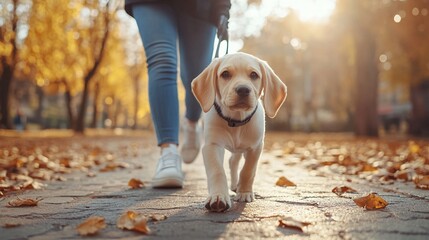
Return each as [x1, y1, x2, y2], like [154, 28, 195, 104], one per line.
[192, 52, 287, 212]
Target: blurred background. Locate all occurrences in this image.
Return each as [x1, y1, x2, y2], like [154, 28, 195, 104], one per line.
[0, 0, 428, 137]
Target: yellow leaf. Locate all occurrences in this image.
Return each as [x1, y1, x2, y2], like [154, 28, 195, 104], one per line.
[276, 176, 296, 187]
[117, 211, 150, 234]
[353, 193, 388, 210]
[76, 216, 106, 236]
[408, 141, 420, 154]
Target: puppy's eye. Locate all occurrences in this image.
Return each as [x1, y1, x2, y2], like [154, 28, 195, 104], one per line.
[250, 71, 259, 80]
[221, 71, 231, 79]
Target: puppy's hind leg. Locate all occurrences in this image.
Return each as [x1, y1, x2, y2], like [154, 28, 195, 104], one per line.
[229, 153, 241, 192]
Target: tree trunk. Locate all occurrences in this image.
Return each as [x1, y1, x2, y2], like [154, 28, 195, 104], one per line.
[112, 99, 121, 129]
[0, 0, 18, 129]
[0, 64, 13, 129]
[354, 34, 379, 137]
[62, 81, 75, 129]
[34, 86, 45, 128]
[90, 81, 100, 128]
[75, 78, 90, 133]
[132, 77, 139, 129]
[409, 74, 429, 135]
[351, 1, 379, 137]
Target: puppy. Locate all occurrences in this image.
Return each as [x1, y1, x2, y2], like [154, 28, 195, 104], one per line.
[192, 52, 287, 212]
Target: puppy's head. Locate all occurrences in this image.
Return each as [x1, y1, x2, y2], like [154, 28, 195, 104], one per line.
[192, 52, 287, 118]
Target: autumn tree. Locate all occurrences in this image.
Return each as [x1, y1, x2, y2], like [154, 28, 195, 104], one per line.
[22, 0, 82, 128]
[90, 20, 130, 129]
[74, 0, 120, 133]
[382, 0, 429, 135]
[0, 0, 30, 129]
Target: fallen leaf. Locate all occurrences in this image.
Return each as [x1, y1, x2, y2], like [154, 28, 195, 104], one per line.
[8, 197, 42, 207]
[414, 175, 429, 190]
[128, 178, 144, 189]
[278, 217, 311, 232]
[76, 216, 106, 236]
[3, 223, 21, 228]
[87, 171, 97, 177]
[353, 193, 388, 210]
[117, 211, 150, 234]
[360, 164, 377, 172]
[276, 176, 296, 187]
[149, 214, 167, 222]
[332, 186, 357, 196]
[408, 141, 420, 154]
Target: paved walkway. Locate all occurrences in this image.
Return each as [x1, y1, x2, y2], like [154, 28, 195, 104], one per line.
[1, 132, 429, 239]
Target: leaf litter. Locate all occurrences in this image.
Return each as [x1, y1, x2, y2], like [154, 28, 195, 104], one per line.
[0, 138, 140, 197]
[266, 137, 429, 190]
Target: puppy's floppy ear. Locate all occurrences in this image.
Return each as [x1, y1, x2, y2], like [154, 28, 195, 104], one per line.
[260, 60, 287, 118]
[192, 58, 221, 112]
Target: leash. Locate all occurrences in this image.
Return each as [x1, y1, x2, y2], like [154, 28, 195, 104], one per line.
[214, 23, 229, 58]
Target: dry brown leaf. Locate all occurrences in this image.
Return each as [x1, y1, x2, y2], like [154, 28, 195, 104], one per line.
[414, 175, 429, 190]
[76, 216, 106, 236]
[3, 223, 21, 228]
[8, 197, 42, 207]
[117, 211, 150, 234]
[22, 180, 45, 190]
[332, 186, 357, 196]
[276, 176, 296, 187]
[278, 217, 311, 232]
[149, 214, 167, 222]
[353, 193, 388, 210]
[128, 178, 144, 189]
[361, 164, 377, 172]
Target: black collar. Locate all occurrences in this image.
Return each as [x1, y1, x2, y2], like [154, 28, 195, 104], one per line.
[213, 102, 258, 127]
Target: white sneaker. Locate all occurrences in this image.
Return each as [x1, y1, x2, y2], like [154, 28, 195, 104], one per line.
[181, 121, 201, 164]
[152, 145, 184, 188]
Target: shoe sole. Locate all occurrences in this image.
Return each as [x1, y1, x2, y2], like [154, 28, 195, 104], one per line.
[152, 177, 184, 188]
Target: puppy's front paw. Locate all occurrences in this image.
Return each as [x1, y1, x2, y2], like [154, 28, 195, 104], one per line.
[234, 192, 254, 202]
[205, 194, 231, 212]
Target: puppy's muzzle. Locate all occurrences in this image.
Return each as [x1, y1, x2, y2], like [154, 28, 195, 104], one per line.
[236, 85, 251, 98]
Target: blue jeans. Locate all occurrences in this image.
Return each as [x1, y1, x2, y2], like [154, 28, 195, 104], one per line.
[132, 3, 216, 146]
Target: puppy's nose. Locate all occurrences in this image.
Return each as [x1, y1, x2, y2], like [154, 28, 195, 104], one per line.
[236, 86, 250, 97]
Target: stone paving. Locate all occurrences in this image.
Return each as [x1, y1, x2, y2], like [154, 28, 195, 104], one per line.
[1, 133, 429, 239]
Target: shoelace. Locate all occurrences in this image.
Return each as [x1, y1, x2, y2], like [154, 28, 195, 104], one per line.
[160, 152, 179, 169]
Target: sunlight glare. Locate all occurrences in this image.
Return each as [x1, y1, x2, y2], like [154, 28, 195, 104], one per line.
[276, 0, 336, 23]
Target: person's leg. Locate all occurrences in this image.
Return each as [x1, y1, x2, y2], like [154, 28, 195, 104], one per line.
[132, 3, 183, 187]
[132, 3, 179, 147]
[178, 13, 217, 122]
[177, 8, 216, 163]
